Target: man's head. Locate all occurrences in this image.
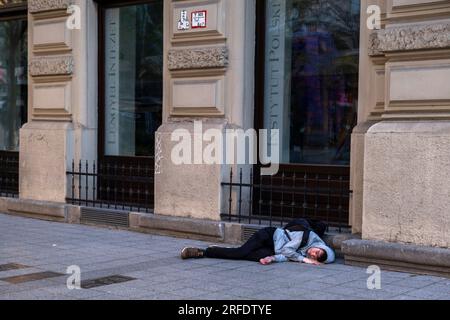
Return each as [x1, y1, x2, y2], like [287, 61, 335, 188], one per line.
[307, 247, 327, 263]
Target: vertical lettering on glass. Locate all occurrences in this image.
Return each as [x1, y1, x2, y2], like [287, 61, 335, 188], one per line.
[264, 0, 291, 162]
[105, 9, 120, 155]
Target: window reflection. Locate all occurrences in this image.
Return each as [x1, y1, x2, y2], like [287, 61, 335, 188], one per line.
[0, 17, 27, 152]
[264, 0, 360, 165]
[104, 2, 163, 157]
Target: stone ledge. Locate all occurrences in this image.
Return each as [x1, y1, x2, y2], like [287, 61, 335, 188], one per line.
[0, 197, 7, 213]
[3, 198, 66, 222]
[323, 233, 361, 252]
[132, 213, 236, 243]
[343, 239, 450, 278]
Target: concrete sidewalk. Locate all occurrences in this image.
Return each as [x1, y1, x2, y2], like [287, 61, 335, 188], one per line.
[0, 213, 448, 300]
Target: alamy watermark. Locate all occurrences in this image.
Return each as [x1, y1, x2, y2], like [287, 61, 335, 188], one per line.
[66, 5, 81, 30]
[367, 5, 381, 30]
[66, 265, 81, 290]
[366, 265, 382, 290]
[171, 121, 280, 176]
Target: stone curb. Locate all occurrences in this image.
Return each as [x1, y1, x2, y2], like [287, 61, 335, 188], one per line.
[1, 197, 66, 222]
[343, 239, 450, 278]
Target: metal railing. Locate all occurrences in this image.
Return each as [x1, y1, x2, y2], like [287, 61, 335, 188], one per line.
[221, 166, 352, 232]
[66, 160, 154, 213]
[66, 160, 351, 231]
[0, 151, 19, 198]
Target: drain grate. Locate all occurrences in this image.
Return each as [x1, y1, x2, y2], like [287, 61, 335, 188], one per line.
[242, 225, 265, 242]
[81, 207, 130, 228]
[0, 263, 30, 272]
[0, 271, 64, 284]
[81, 275, 136, 289]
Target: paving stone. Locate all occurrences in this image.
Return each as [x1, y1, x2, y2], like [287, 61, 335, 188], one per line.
[405, 284, 450, 300]
[218, 286, 262, 298]
[1, 213, 449, 300]
[145, 292, 186, 300]
[316, 271, 371, 286]
[328, 283, 415, 299]
[256, 288, 306, 300]
[388, 277, 442, 289]
[193, 292, 242, 300]
[390, 294, 432, 300]
[90, 293, 134, 300]
[0, 287, 74, 300]
[164, 286, 206, 299]
[95, 286, 156, 298]
[301, 291, 361, 300]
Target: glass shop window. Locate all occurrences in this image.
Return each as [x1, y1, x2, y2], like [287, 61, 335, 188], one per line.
[262, 0, 360, 165]
[102, 1, 163, 157]
[0, 0, 28, 151]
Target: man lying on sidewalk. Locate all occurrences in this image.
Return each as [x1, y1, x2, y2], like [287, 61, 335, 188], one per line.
[180, 219, 335, 265]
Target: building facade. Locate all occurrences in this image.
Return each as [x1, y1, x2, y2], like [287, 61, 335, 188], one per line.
[0, 0, 449, 277]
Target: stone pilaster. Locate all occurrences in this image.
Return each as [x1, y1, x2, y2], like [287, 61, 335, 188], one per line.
[20, 0, 97, 202]
[358, 0, 450, 249]
[155, 0, 255, 220]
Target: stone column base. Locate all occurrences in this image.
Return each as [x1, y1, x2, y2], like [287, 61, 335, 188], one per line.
[19, 122, 74, 203]
[154, 120, 229, 221]
[363, 121, 450, 248]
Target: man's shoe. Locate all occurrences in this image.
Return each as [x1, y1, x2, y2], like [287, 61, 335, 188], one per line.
[181, 247, 205, 259]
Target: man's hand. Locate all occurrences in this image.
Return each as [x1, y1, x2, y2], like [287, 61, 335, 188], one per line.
[259, 256, 275, 265]
[303, 258, 323, 266]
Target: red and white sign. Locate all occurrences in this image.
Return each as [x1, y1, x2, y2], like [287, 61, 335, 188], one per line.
[191, 10, 207, 29]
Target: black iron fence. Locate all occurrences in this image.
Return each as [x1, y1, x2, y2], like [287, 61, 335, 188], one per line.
[0, 151, 19, 197]
[66, 159, 351, 230]
[66, 159, 154, 213]
[221, 166, 352, 231]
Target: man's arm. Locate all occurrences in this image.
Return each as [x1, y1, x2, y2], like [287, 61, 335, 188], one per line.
[280, 238, 306, 262]
[272, 254, 288, 263]
[272, 229, 290, 263]
[273, 229, 306, 263]
[261, 255, 322, 265]
[303, 258, 323, 265]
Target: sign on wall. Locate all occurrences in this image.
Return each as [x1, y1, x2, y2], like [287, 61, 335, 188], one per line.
[191, 10, 207, 29]
[177, 9, 190, 30]
[177, 9, 208, 31]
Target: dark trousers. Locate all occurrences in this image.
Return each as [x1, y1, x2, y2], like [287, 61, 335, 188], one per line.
[205, 227, 276, 262]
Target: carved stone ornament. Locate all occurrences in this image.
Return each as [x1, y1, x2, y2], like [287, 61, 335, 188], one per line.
[29, 0, 72, 13]
[168, 46, 229, 71]
[154, 132, 163, 175]
[29, 56, 74, 77]
[369, 23, 450, 56]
